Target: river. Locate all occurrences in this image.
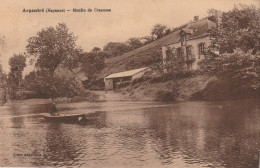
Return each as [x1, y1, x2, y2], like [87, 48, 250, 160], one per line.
[0, 98, 259, 168]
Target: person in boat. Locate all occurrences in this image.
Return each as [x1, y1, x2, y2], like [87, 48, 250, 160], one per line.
[50, 102, 59, 116]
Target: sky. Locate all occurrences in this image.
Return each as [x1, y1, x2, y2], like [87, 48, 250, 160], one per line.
[0, 0, 258, 74]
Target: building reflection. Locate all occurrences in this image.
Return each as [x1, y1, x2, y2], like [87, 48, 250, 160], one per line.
[142, 100, 260, 167]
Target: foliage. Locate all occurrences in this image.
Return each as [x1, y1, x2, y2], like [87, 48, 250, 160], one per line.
[23, 70, 87, 98]
[155, 86, 178, 102]
[207, 8, 221, 23]
[8, 54, 26, 86]
[164, 47, 186, 74]
[91, 47, 102, 53]
[126, 37, 143, 50]
[25, 23, 89, 99]
[126, 48, 162, 69]
[0, 72, 7, 104]
[209, 5, 260, 54]
[26, 23, 82, 73]
[140, 36, 154, 45]
[199, 49, 260, 89]
[151, 24, 168, 39]
[198, 5, 260, 93]
[80, 52, 105, 78]
[103, 42, 131, 57]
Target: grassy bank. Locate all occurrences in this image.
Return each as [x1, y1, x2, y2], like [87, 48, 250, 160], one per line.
[117, 74, 259, 102]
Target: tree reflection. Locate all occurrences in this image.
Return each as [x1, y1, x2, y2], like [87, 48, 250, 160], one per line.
[143, 100, 260, 167]
[41, 123, 80, 167]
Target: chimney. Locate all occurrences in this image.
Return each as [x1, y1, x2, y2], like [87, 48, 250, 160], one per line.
[194, 16, 199, 22]
[215, 11, 222, 30]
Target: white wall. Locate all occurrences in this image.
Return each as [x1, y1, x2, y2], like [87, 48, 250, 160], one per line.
[163, 36, 211, 70]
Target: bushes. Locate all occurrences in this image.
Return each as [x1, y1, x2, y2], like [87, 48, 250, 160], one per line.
[23, 70, 88, 99]
[199, 49, 260, 90]
[155, 90, 177, 102]
[155, 83, 179, 102]
[53, 95, 97, 103]
[191, 77, 260, 100]
[149, 70, 202, 84]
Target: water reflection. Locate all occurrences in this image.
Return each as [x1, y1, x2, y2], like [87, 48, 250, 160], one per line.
[143, 100, 260, 167]
[42, 123, 80, 167]
[0, 99, 259, 167]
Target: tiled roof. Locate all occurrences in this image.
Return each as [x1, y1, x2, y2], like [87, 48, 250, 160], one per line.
[165, 19, 216, 46]
[105, 67, 149, 79]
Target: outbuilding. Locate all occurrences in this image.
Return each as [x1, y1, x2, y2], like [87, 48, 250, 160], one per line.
[104, 67, 150, 90]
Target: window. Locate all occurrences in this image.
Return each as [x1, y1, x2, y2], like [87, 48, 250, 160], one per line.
[199, 42, 205, 59]
[177, 48, 182, 58]
[186, 46, 192, 59]
[187, 63, 193, 70]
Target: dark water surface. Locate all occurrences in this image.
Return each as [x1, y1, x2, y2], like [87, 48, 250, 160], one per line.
[0, 99, 259, 168]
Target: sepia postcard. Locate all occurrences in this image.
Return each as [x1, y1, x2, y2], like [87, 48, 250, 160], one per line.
[0, 0, 259, 167]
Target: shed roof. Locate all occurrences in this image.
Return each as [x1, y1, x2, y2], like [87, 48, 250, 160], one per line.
[105, 67, 149, 79]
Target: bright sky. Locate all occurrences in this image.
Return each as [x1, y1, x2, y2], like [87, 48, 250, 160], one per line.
[0, 0, 258, 74]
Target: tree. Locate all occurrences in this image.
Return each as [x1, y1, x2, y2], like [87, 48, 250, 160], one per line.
[141, 36, 154, 45]
[165, 28, 172, 36]
[209, 5, 260, 54]
[26, 23, 82, 73]
[23, 70, 85, 98]
[199, 49, 260, 89]
[80, 52, 105, 78]
[151, 24, 168, 39]
[91, 47, 102, 53]
[26, 23, 85, 99]
[103, 42, 130, 57]
[207, 8, 221, 23]
[126, 37, 142, 49]
[8, 54, 26, 86]
[164, 47, 185, 74]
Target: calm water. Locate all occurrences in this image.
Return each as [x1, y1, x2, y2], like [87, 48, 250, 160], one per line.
[0, 99, 259, 168]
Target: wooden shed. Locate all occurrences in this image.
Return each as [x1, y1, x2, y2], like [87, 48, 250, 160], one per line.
[104, 67, 150, 90]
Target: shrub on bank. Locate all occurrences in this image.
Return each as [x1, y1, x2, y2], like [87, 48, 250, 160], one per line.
[155, 90, 177, 102]
[191, 77, 260, 100]
[149, 70, 202, 84]
[54, 94, 98, 104]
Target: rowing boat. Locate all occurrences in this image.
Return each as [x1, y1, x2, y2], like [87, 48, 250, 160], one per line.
[42, 113, 87, 123]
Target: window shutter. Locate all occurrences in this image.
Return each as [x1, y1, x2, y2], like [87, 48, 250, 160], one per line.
[191, 45, 195, 59]
[181, 48, 185, 61]
[198, 43, 201, 59]
[204, 43, 207, 52]
[172, 48, 176, 58]
[176, 49, 179, 62]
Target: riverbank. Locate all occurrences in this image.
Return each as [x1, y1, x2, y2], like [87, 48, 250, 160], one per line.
[114, 74, 260, 102]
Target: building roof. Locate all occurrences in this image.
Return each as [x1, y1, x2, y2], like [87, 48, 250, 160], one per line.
[164, 19, 216, 46]
[105, 67, 149, 79]
[181, 28, 193, 34]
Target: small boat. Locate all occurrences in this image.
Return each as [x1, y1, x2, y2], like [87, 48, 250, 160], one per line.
[42, 113, 87, 123]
